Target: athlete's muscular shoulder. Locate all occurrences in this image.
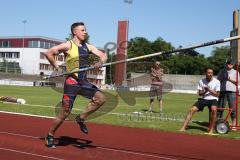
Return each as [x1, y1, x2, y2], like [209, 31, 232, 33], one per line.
[85, 43, 106, 62]
[85, 43, 101, 55]
[85, 43, 95, 52]
[51, 41, 71, 56]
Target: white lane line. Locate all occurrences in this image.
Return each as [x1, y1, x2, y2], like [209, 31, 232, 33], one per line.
[0, 147, 65, 160]
[1, 102, 187, 122]
[0, 108, 186, 122]
[0, 131, 178, 160]
[0, 110, 55, 119]
[97, 146, 179, 160]
[0, 131, 40, 139]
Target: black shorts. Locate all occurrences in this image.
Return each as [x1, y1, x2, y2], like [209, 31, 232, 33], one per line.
[194, 98, 218, 112]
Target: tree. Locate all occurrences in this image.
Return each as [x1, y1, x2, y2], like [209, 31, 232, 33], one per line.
[161, 54, 209, 75]
[126, 37, 231, 75]
[150, 37, 175, 61]
[127, 37, 175, 73]
[128, 37, 154, 57]
[207, 46, 230, 74]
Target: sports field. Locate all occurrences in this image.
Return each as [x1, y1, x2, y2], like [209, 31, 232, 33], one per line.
[0, 85, 240, 139]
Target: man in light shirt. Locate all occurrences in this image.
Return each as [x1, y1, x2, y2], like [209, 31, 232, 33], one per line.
[148, 61, 164, 112]
[180, 68, 220, 134]
[217, 60, 239, 130]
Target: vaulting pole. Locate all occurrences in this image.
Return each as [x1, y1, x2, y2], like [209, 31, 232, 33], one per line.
[43, 35, 240, 80]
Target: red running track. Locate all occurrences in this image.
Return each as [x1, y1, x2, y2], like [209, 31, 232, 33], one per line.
[0, 112, 240, 160]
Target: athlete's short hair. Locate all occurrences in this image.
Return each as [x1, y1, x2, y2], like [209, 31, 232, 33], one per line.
[71, 22, 85, 35]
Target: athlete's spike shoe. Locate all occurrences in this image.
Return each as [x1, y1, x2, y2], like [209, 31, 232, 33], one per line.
[75, 116, 88, 134]
[45, 134, 56, 148]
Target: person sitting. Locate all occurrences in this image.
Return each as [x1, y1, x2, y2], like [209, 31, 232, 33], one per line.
[179, 68, 220, 134]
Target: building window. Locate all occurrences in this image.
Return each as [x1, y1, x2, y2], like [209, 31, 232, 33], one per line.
[39, 63, 53, 71]
[13, 52, 20, 58]
[39, 63, 44, 70]
[0, 52, 20, 59]
[6, 53, 12, 58]
[45, 42, 50, 49]
[38, 41, 57, 49]
[40, 52, 45, 59]
[28, 41, 31, 47]
[40, 41, 44, 48]
[3, 41, 10, 47]
[45, 64, 49, 70]
[0, 41, 11, 48]
[0, 52, 5, 58]
[50, 43, 55, 48]
[33, 41, 39, 47]
[28, 41, 39, 48]
[40, 41, 50, 49]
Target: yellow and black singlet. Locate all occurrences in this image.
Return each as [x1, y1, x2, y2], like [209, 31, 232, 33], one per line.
[65, 40, 90, 80]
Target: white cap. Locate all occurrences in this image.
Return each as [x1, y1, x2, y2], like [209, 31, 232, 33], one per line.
[17, 98, 26, 105]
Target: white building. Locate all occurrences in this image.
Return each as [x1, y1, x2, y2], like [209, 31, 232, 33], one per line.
[0, 36, 106, 85]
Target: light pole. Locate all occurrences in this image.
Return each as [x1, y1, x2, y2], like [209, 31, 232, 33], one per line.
[22, 20, 27, 74]
[22, 20, 27, 48]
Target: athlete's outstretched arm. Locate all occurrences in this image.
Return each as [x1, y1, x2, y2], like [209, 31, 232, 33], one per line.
[44, 42, 71, 70]
[87, 44, 107, 64]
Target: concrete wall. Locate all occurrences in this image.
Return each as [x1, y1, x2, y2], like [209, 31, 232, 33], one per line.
[163, 74, 203, 90]
[127, 73, 206, 92]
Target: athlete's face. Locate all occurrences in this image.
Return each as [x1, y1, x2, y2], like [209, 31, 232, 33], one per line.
[73, 25, 87, 41]
[206, 69, 213, 80]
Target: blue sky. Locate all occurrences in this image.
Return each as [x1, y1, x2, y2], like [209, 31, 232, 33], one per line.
[0, 0, 239, 57]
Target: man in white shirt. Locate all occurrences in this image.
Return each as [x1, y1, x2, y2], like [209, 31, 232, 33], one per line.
[179, 68, 220, 134]
[217, 60, 239, 129]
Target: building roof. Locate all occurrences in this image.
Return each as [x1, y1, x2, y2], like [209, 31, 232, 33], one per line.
[0, 36, 64, 43]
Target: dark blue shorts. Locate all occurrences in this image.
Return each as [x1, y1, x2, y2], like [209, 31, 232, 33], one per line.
[62, 76, 100, 110]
